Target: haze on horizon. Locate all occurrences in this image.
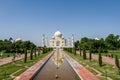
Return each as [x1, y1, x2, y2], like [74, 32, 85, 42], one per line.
[0, 0, 120, 46]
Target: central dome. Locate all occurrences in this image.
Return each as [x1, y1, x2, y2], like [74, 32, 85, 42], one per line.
[54, 31, 62, 37]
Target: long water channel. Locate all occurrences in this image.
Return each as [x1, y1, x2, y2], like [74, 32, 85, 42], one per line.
[32, 49, 80, 80]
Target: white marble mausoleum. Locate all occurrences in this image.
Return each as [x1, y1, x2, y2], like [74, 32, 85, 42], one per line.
[42, 31, 74, 48]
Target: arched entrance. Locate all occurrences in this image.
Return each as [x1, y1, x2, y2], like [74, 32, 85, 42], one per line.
[56, 40, 60, 46]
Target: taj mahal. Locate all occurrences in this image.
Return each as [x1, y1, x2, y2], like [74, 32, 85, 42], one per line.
[42, 31, 74, 48]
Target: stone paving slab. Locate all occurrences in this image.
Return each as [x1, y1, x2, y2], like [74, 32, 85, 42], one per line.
[14, 51, 54, 80]
[64, 51, 99, 80]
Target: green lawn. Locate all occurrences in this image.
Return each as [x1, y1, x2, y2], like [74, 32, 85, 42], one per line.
[0, 53, 14, 58]
[108, 50, 120, 58]
[0, 51, 52, 80]
[92, 50, 120, 59]
[65, 51, 120, 80]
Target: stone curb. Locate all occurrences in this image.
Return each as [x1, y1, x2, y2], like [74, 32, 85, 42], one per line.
[64, 53, 99, 80]
[14, 51, 54, 80]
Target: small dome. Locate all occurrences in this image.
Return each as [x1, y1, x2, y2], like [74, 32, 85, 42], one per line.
[15, 38, 22, 42]
[95, 37, 99, 40]
[54, 31, 62, 37]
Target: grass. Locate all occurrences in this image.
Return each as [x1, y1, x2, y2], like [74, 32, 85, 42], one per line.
[65, 51, 120, 80]
[0, 53, 14, 58]
[108, 50, 120, 58]
[0, 51, 52, 80]
[92, 50, 120, 59]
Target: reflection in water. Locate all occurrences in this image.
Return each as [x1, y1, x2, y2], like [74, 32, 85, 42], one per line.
[33, 49, 80, 80]
[52, 48, 64, 79]
[52, 48, 64, 67]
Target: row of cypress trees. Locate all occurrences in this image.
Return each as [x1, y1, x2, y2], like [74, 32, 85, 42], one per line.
[24, 47, 53, 63]
[64, 47, 120, 75]
[64, 47, 103, 67]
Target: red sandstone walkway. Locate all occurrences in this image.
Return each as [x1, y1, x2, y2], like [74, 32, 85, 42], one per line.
[0, 53, 30, 66]
[77, 51, 119, 66]
[64, 51, 99, 80]
[15, 50, 99, 80]
[14, 51, 54, 80]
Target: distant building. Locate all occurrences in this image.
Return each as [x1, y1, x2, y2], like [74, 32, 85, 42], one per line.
[15, 38, 22, 42]
[95, 37, 99, 40]
[42, 31, 74, 49]
[49, 31, 66, 48]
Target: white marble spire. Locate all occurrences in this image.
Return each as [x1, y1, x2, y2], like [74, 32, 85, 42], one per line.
[42, 34, 45, 47]
[71, 34, 74, 47]
[46, 37, 49, 47]
[68, 37, 71, 47]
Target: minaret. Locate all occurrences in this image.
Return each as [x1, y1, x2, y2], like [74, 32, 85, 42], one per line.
[42, 34, 45, 47]
[46, 37, 49, 47]
[71, 34, 74, 47]
[68, 37, 71, 47]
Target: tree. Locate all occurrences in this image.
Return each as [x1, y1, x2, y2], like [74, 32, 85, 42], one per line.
[14, 41, 22, 53]
[83, 49, 86, 60]
[79, 47, 82, 56]
[74, 40, 80, 49]
[115, 35, 119, 49]
[115, 55, 120, 75]
[89, 50, 92, 61]
[0, 38, 36, 54]
[117, 40, 120, 49]
[42, 47, 45, 53]
[3, 40, 13, 53]
[73, 47, 76, 55]
[24, 49, 27, 63]
[78, 37, 108, 53]
[30, 48, 33, 60]
[105, 34, 119, 50]
[30, 43, 36, 60]
[98, 53, 102, 67]
[34, 48, 37, 58]
[23, 41, 36, 62]
[38, 48, 40, 56]
[23, 41, 32, 50]
[80, 37, 89, 50]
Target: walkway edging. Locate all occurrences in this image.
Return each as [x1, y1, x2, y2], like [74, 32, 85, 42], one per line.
[14, 51, 54, 80]
[64, 54, 83, 80]
[64, 51, 99, 80]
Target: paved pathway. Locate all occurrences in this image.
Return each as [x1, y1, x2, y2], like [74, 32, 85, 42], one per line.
[63, 51, 99, 80]
[14, 51, 54, 80]
[77, 51, 118, 66]
[14, 50, 99, 80]
[0, 53, 31, 66]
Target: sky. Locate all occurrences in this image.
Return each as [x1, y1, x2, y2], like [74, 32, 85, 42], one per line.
[0, 0, 120, 46]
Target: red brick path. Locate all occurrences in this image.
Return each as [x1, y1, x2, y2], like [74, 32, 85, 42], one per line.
[0, 54, 26, 66]
[14, 50, 100, 80]
[77, 51, 117, 66]
[14, 52, 53, 80]
[64, 51, 99, 80]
